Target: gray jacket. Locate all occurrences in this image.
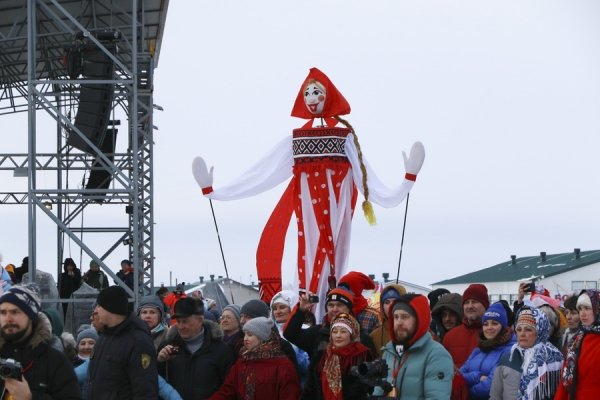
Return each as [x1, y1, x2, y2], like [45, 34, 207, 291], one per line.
[489, 349, 521, 400]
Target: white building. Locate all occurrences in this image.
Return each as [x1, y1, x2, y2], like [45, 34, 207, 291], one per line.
[432, 249, 600, 305]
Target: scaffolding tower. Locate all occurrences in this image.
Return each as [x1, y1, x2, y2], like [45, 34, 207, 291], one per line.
[0, 0, 168, 306]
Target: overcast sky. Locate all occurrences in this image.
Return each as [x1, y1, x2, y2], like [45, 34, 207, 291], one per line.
[2, 0, 600, 290]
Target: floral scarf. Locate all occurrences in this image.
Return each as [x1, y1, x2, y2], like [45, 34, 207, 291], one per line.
[510, 307, 563, 400]
[561, 289, 600, 395]
[320, 341, 370, 400]
[240, 338, 285, 400]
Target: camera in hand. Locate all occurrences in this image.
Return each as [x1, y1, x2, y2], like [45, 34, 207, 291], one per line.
[0, 358, 22, 380]
[523, 280, 535, 293]
[299, 290, 319, 304]
[350, 359, 393, 394]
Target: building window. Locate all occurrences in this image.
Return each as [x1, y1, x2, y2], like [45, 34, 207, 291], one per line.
[585, 281, 598, 290]
[572, 281, 598, 291]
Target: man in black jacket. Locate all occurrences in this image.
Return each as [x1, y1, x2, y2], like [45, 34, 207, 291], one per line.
[87, 286, 158, 399]
[0, 285, 81, 399]
[157, 297, 233, 399]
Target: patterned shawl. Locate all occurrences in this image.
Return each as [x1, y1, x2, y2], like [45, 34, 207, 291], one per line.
[561, 289, 600, 394]
[320, 341, 370, 400]
[510, 307, 563, 400]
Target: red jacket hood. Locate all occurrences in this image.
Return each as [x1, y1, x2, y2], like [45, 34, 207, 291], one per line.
[388, 294, 431, 348]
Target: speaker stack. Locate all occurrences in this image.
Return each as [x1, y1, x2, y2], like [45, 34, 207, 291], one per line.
[67, 46, 115, 154]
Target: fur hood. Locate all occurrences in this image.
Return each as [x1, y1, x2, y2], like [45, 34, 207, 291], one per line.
[431, 293, 463, 321]
[164, 319, 224, 343]
[0, 311, 53, 349]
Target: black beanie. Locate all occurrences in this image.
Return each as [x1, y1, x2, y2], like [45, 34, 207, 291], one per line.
[97, 286, 129, 316]
[240, 299, 270, 319]
[428, 288, 450, 310]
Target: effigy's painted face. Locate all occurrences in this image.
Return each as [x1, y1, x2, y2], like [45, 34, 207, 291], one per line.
[304, 82, 326, 115]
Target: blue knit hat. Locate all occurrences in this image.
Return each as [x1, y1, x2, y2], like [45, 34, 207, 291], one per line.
[76, 327, 99, 346]
[482, 302, 508, 328]
[381, 288, 401, 303]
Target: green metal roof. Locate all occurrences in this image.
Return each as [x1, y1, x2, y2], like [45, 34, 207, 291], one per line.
[433, 249, 600, 285]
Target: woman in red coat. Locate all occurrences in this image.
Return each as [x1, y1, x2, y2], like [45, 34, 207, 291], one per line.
[554, 289, 600, 399]
[209, 316, 301, 400]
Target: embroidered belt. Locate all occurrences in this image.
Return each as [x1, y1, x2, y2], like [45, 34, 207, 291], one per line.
[292, 136, 346, 158]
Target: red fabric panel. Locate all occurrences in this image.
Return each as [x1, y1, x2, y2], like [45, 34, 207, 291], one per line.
[256, 180, 295, 304]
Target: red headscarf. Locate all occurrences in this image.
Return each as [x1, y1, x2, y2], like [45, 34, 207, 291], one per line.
[291, 67, 351, 120]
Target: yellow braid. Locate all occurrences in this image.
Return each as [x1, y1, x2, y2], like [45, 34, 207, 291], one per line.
[335, 116, 376, 225]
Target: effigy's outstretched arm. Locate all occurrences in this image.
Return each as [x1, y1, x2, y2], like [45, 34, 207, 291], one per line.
[345, 136, 425, 208]
[192, 135, 294, 200]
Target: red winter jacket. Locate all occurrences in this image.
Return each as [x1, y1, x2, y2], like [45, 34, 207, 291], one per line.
[442, 319, 481, 368]
[163, 292, 186, 326]
[209, 354, 301, 400]
[554, 333, 600, 400]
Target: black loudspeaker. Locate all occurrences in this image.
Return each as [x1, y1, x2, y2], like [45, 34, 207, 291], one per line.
[67, 48, 114, 154]
[85, 128, 118, 203]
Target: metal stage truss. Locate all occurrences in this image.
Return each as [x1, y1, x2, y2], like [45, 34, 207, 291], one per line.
[0, 0, 169, 307]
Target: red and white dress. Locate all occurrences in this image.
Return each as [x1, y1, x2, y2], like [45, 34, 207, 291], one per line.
[200, 68, 419, 313]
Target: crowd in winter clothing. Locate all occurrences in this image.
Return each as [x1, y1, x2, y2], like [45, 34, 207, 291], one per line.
[0, 253, 598, 399]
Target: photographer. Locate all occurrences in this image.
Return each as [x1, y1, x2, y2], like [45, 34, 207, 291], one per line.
[0, 285, 80, 399]
[375, 294, 453, 399]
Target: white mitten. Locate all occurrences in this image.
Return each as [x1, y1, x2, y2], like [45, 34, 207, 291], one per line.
[402, 141, 425, 179]
[191, 157, 214, 194]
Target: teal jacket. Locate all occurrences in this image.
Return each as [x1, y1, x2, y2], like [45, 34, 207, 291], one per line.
[374, 294, 454, 400]
[376, 332, 453, 399]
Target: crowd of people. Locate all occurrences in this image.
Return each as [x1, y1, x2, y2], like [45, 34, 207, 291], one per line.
[0, 257, 597, 399]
